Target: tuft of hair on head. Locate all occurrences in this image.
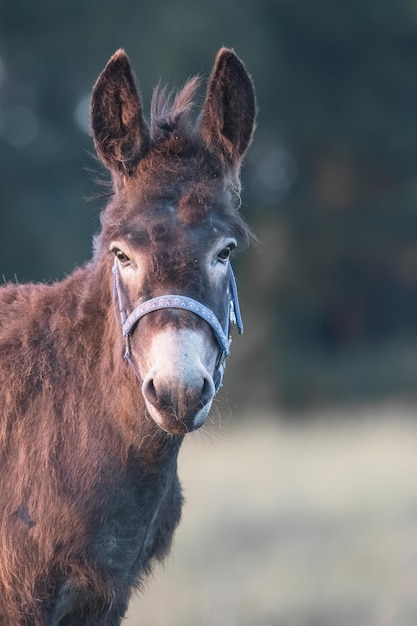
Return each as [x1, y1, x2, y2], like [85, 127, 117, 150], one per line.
[150, 76, 201, 141]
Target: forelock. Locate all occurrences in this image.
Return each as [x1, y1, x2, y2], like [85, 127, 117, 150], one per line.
[150, 76, 201, 143]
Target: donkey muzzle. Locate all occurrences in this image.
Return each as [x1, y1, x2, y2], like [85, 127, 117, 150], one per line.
[142, 368, 215, 434]
[141, 328, 217, 434]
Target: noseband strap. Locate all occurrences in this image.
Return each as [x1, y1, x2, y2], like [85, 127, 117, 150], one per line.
[112, 261, 243, 390]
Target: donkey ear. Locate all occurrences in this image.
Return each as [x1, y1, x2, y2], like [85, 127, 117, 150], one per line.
[90, 49, 150, 177]
[200, 48, 256, 168]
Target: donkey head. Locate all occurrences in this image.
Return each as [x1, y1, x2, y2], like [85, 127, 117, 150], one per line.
[91, 48, 256, 435]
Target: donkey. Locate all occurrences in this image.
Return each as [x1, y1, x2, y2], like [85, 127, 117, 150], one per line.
[0, 47, 256, 624]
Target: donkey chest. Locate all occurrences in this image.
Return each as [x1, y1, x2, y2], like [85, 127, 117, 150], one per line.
[86, 465, 183, 581]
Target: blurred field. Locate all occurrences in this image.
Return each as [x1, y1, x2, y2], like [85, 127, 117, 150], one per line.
[125, 405, 417, 626]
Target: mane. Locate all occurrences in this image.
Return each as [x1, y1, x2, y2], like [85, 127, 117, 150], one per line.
[142, 76, 246, 203]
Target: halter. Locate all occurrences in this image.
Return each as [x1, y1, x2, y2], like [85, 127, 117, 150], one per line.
[112, 260, 243, 391]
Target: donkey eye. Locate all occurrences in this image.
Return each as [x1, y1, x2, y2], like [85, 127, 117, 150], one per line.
[217, 243, 236, 262]
[111, 248, 130, 265]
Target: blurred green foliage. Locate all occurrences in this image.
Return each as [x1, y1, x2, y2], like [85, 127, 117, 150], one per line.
[2, 0, 417, 409]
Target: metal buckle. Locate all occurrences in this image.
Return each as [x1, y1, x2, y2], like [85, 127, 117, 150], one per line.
[229, 300, 236, 326]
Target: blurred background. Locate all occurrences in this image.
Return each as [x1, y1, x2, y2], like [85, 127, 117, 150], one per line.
[1, 1, 417, 624]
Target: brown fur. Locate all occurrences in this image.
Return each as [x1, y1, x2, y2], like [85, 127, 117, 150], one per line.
[0, 47, 256, 625]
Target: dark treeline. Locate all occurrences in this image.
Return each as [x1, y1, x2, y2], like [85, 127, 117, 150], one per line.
[1, 0, 417, 410]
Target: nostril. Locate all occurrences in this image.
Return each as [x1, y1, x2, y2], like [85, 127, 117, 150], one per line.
[142, 377, 158, 404]
[200, 376, 215, 406]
